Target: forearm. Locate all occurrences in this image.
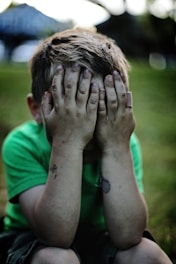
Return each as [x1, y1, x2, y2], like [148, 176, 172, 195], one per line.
[33, 64, 99, 246]
[101, 144, 147, 249]
[34, 141, 83, 247]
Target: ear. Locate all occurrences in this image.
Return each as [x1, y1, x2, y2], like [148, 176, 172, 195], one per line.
[27, 93, 43, 124]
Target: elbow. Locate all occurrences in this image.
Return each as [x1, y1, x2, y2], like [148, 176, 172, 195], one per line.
[32, 214, 77, 248]
[109, 196, 148, 250]
[37, 233, 74, 249]
[110, 218, 147, 250]
[112, 229, 143, 250]
[33, 223, 76, 248]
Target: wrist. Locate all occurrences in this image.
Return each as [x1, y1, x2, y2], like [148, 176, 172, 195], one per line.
[101, 143, 133, 169]
[102, 140, 130, 155]
[52, 136, 84, 154]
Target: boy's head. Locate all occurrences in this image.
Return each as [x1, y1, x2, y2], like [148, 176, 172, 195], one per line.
[30, 27, 129, 104]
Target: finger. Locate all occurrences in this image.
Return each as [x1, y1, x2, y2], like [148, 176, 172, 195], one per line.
[120, 72, 128, 91]
[87, 82, 99, 117]
[113, 70, 127, 111]
[51, 64, 64, 108]
[41, 91, 52, 116]
[98, 88, 106, 121]
[126, 91, 133, 109]
[64, 63, 81, 105]
[91, 75, 106, 119]
[104, 74, 118, 120]
[76, 68, 92, 109]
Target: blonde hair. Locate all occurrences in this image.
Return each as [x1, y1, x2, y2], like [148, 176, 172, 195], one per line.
[30, 27, 130, 103]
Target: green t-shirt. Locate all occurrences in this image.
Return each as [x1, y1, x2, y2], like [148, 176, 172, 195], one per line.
[2, 120, 144, 233]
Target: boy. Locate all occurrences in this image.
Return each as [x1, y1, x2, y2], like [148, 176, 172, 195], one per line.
[1, 28, 172, 263]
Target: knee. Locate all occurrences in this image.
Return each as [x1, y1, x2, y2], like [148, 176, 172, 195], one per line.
[114, 238, 172, 264]
[31, 247, 80, 264]
[137, 238, 172, 264]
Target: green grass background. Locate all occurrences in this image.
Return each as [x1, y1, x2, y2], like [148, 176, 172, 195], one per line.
[0, 61, 175, 262]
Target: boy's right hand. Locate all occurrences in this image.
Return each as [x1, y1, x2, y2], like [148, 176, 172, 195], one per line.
[41, 64, 99, 150]
[96, 71, 135, 152]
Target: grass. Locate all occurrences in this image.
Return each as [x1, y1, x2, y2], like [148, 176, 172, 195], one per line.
[129, 60, 176, 262]
[0, 61, 176, 262]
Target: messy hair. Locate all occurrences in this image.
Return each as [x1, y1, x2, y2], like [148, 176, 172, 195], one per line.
[30, 27, 130, 104]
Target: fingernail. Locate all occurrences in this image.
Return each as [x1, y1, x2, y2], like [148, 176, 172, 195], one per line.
[91, 82, 98, 92]
[126, 91, 133, 108]
[83, 68, 90, 78]
[113, 70, 120, 76]
[55, 64, 63, 74]
[113, 70, 122, 81]
[72, 63, 80, 72]
[44, 91, 48, 98]
[105, 74, 113, 83]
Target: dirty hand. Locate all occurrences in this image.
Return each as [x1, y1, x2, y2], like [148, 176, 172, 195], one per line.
[41, 64, 99, 149]
[96, 70, 135, 151]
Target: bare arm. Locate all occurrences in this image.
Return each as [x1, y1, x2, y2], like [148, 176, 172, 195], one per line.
[96, 71, 147, 249]
[19, 64, 99, 247]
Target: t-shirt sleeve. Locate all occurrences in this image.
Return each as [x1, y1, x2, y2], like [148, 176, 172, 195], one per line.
[2, 129, 48, 203]
[130, 133, 144, 193]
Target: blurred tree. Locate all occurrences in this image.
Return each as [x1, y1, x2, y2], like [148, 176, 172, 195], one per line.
[90, 0, 176, 60]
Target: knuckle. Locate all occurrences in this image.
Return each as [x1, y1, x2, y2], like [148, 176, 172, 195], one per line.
[99, 101, 106, 110]
[109, 97, 117, 105]
[121, 92, 126, 98]
[90, 95, 98, 105]
[78, 87, 87, 95]
[118, 92, 126, 103]
[65, 81, 73, 89]
[64, 104, 73, 114]
[109, 99, 117, 110]
[76, 109, 83, 118]
[90, 99, 97, 105]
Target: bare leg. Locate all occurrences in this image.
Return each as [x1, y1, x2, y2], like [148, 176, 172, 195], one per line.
[114, 238, 173, 264]
[29, 247, 80, 264]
